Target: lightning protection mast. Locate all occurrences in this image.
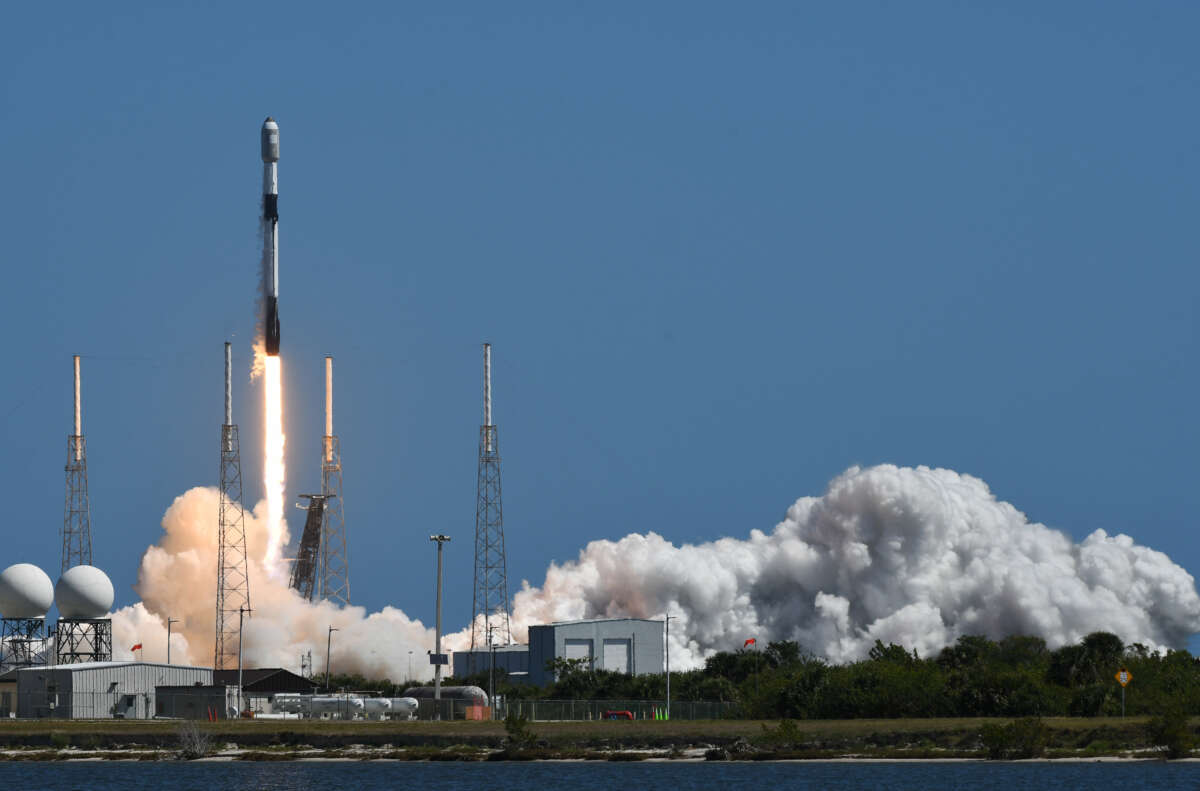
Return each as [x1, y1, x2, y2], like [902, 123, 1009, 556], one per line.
[320, 355, 349, 605]
[62, 355, 93, 573]
[470, 343, 511, 672]
[215, 342, 251, 670]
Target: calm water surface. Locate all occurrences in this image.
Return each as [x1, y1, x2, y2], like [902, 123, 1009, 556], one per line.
[5, 760, 1200, 791]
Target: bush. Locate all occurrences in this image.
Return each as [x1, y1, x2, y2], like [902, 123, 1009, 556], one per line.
[502, 709, 536, 750]
[1147, 709, 1194, 760]
[980, 717, 1048, 759]
[176, 722, 212, 760]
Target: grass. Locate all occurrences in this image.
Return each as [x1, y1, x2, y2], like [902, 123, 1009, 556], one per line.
[0, 717, 1187, 759]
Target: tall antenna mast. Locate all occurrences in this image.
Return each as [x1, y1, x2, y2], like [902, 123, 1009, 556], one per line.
[470, 342, 511, 669]
[215, 342, 251, 669]
[62, 355, 93, 572]
[320, 355, 349, 605]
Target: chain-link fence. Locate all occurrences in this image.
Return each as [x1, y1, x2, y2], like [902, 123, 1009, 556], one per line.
[505, 699, 736, 721]
[10, 690, 734, 721]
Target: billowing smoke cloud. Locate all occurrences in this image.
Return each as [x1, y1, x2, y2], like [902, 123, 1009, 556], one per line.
[114, 465, 1200, 675]
[111, 487, 433, 680]
[462, 465, 1200, 667]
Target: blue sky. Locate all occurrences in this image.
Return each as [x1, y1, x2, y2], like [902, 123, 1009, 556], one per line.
[2, 3, 1197, 650]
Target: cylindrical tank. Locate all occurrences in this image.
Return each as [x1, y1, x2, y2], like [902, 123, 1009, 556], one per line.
[0, 564, 54, 619]
[389, 697, 419, 719]
[309, 695, 364, 718]
[362, 698, 391, 714]
[55, 565, 114, 618]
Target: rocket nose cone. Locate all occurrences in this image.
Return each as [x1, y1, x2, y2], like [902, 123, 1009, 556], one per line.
[261, 117, 280, 162]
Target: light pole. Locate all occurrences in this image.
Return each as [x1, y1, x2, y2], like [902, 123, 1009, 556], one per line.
[325, 625, 339, 692]
[236, 606, 250, 716]
[408, 650, 413, 685]
[429, 534, 450, 719]
[166, 617, 179, 665]
[664, 614, 675, 721]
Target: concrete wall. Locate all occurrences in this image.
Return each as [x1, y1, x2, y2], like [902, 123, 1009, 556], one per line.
[527, 619, 664, 686]
[17, 662, 212, 719]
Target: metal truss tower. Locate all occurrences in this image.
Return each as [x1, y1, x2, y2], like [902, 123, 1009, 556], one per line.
[55, 618, 111, 664]
[470, 343, 511, 668]
[0, 619, 47, 672]
[215, 343, 251, 670]
[62, 355, 93, 573]
[319, 356, 349, 605]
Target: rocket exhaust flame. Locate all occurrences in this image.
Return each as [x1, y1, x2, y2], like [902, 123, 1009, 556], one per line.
[262, 356, 287, 578]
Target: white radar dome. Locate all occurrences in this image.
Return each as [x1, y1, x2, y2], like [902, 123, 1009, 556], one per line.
[0, 564, 54, 619]
[55, 565, 114, 619]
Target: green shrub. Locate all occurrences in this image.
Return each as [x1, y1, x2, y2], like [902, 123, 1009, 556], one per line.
[980, 717, 1048, 759]
[1147, 709, 1194, 759]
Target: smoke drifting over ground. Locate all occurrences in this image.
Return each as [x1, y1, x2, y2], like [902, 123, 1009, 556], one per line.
[111, 487, 432, 679]
[113, 465, 1200, 675]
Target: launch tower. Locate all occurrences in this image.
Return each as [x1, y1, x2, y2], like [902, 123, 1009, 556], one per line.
[469, 343, 511, 669]
[62, 356, 93, 573]
[215, 342, 251, 670]
[319, 356, 349, 605]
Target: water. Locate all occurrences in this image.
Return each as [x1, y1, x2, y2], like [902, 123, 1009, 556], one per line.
[3, 760, 1198, 791]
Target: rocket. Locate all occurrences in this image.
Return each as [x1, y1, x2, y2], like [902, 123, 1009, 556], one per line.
[261, 117, 281, 356]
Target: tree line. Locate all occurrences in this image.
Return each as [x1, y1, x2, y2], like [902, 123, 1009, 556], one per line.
[322, 631, 1200, 719]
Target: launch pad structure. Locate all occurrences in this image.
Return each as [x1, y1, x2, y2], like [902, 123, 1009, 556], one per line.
[470, 343, 512, 672]
[320, 356, 349, 605]
[215, 343, 251, 670]
[290, 494, 330, 601]
[62, 355, 93, 573]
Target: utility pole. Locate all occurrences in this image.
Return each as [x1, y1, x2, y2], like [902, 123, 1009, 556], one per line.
[408, 650, 413, 685]
[166, 618, 179, 665]
[236, 605, 250, 716]
[325, 625, 339, 691]
[430, 534, 451, 717]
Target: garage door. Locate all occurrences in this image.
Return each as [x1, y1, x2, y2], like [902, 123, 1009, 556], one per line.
[564, 639, 593, 663]
[603, 639, 631, 673]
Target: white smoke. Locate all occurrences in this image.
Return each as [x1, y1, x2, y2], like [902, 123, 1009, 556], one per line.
[111, 487, 433, 680]
[112, 465, 1200, 675]
[465, 464, 1200, 667]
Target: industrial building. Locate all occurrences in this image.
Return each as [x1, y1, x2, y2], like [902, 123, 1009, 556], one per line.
[525, 618, 664, 686]
[17, 661, 211, 719]
[451, 644, 530, 680]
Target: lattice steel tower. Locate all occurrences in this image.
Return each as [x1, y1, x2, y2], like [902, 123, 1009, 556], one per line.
[215, 342, 251, 670]
[62, 355, 93, 573]
[320, 355, 349, 605]
[470, 343, 511, 662]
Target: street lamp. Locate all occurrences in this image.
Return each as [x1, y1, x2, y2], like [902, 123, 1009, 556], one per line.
[166, 617, 179, 665]
[665, 614, 675, 721]
[325, 625, 339, 691]
[429, 534, 451, 718]
[408, 650, 413, 685]
[237, 606, 251, 716]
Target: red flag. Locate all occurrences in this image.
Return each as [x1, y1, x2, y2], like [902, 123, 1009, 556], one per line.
[743, 638, 756, 647]
[131, 643, 143, 651]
